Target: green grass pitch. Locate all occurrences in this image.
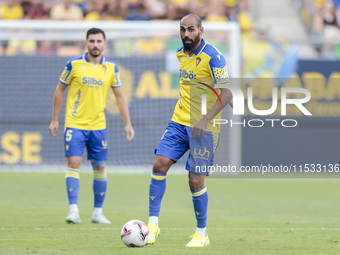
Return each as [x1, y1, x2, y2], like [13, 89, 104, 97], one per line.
[1, 172, 340, 254]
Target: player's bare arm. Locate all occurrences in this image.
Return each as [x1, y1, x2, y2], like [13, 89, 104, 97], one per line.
[112, 86, 135, 141]
[192, 88, 232, 138]
[49, 81, 68, 137]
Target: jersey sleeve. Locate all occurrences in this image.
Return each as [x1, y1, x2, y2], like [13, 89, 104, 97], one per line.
[59, 60, 73, 85]
[176, 46, 184, 62]
[209, 54, 230, 85]
[111, 64, 122, 88]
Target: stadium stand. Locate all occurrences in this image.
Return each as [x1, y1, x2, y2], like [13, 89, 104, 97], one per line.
[0, 0, 254, 56]
[1, 0, 338, 58]
[297, 0, 340, 58]
[0, 0, 252, 22]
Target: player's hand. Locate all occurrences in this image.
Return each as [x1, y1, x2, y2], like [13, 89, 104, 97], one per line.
[125, 125, 135, 141]
[192, 117, 209, 138]
[49, 120, 59, 137]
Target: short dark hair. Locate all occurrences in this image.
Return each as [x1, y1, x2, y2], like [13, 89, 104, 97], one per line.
[86, 28, 106, 40]
[181, 14, 202, 28]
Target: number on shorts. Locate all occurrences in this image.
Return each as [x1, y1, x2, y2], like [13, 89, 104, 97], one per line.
[66, 129, 73, 142]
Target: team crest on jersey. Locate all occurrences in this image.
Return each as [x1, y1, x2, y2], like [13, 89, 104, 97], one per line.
[82, 65, 85, 70]
[66, 144, 69, 151]
[103, 66, 107, 72]
[196, 57, 201, 67]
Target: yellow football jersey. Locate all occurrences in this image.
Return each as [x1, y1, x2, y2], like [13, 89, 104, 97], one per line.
[171, 39, 230, 132]
[59, 53, 122, 130]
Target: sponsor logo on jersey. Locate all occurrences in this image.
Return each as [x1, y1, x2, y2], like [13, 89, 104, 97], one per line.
[179, 70, 196, 80]
[82, 77, 105, 86]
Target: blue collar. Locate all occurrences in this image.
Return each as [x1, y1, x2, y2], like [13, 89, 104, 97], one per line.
[84, 52, 105, 64]
[193, 38, 206, 56]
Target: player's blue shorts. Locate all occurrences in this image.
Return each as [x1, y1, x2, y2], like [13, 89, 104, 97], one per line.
[155, 121, 220, 176]
[64, 127, 108, 161]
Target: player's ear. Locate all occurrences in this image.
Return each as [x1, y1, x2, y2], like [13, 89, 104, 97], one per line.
[104, 41, 107, 48]
[199, 26, 204, 36]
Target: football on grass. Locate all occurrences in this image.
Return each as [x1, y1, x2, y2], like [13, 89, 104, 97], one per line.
[121, 220, 149, 247]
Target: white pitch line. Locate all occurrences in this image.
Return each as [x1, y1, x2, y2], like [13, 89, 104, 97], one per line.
[2, 227, 340, 231]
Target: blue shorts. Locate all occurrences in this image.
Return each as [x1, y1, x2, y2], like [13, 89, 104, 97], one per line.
[155, 121, 220, 176]
[64, 127, 108, 161]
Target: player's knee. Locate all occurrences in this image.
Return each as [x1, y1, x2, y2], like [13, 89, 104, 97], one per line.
[189, 177, 204, 191]
[152, 160, 168, 175]
[94, 164, 105, 171]
[68, 158, 81, 169]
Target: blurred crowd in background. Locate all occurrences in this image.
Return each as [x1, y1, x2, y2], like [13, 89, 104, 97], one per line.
[297, 0, 340, 58]
[298, 0, 340, 40]
[0, 0, 254, 56]
[0, 0, 340, 59]
[0, 0, 253, 27]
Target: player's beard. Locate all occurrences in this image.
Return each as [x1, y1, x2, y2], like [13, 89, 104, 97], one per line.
[181, 33, 200, 52]
[88, 48, 102, 58]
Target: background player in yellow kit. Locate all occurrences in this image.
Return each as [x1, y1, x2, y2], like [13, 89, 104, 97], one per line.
[49, 28, 134, 224]
[147, 14, 233, 247]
